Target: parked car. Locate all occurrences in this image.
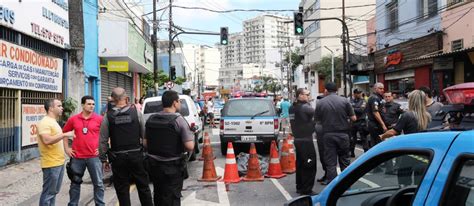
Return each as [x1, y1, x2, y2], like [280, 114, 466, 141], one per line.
[142, 95, 202, 161]
[219, 98, 279, 155]
[285, 130, 474, 206]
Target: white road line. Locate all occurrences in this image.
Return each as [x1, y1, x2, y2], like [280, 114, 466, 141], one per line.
[215, 167, 230, 205]
[355, 147, 364, 152]
[337, 167, 380, 188]
[270, 178, 293, 201]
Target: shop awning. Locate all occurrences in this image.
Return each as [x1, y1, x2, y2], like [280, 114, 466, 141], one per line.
[411, 46, 474, 61]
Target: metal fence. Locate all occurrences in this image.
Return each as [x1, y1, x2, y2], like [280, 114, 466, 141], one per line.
[0, 88, 17, 154]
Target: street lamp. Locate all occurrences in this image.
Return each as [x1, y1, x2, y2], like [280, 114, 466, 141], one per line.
[324, 46, 335, 83]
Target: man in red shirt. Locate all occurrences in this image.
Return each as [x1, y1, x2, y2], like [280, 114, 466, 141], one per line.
[63, 95, 105, 206]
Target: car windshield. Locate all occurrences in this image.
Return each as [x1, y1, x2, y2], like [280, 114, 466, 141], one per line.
[144, 99, 190, 116]
[224, 99, 275, 116]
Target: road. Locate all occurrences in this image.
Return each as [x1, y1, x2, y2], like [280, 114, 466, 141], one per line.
[124, 127, 365, 206]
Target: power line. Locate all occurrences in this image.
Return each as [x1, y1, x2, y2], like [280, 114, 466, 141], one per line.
[443, 7, 473, 30]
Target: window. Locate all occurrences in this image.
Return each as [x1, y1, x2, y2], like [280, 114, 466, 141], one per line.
[223, 99, 275, 116]
[304, 21, 320, 37]
[386, 0, 399, 32]
[329, 151, 432, 206]
[419, 0, 438, 19]
[452, 39, 464, 51]
[144, 99, 189, 116]
[442, 157, 474, 205]
[448, 0, 465, 6]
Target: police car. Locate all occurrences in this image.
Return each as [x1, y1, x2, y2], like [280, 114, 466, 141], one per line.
[219, 98, 279, 155]
[142, 95, 202, 160]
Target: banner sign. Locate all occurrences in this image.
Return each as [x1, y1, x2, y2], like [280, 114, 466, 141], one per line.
[107, 61, 129, 72]
[0, 40, 63, 93]
[22, 104, 46, 146]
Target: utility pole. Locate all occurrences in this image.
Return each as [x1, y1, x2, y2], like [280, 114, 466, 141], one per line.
[324, 46, 335, 82]
[152, 0, 159, 95]
[168, 0, 173, 82]
[341, 0, 347, 97]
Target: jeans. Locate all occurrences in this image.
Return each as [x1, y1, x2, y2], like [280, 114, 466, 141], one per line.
[39, 165, 65, 206]
[68, 157, 105, 206]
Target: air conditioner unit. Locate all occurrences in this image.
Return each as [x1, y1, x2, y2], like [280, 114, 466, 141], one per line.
[451, 39, 464, 51]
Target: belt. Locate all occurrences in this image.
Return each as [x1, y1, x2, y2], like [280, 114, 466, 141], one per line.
[112, 148, 141, 154]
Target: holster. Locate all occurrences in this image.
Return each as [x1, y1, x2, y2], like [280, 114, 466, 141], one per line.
[66, 160, 84, 184]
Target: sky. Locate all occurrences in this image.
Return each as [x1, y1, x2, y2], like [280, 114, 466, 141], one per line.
[144, 0, 297, 46]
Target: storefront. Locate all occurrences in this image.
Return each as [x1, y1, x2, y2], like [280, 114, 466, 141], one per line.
[374, 32, 443, 94]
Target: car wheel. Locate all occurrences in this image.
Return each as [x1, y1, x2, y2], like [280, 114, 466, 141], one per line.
[220, 141, 227, 156]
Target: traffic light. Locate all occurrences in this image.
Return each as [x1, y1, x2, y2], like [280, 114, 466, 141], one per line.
[170, 66, 176, 80]
[294, 12, 304, 35]
[220, 27, 228, 45]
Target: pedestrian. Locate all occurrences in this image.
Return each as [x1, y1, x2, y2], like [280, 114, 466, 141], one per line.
[134, 97, 142, 111]
[350, 88, 369, 155]
[145, 90, 195, 206]
[315, 82, 356, 185]
[289, 88, 317, 195]
[367, 83, 387, 148]
[314, 95, 327, 183]
[379, 90, 431, 186]
[280, 97, 291, 132]
[418, 86, 444, 119]
[37, 99, 74, 205]
[62, 96, 105, 206]
[207, 97, 216, 128]
[99, 87, 153, 206]
[383, 91, 404, 129]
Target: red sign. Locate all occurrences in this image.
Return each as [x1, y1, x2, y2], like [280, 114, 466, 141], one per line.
[385, 51, 403, 67]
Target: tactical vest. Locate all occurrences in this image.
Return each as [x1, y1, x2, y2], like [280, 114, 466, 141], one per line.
[107, 105, 141, 151]
[145, 113, 184, 158]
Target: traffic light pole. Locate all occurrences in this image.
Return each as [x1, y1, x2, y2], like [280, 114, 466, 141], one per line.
[152, 0, 159, 95]
[168, 0, 173, 82]
[303, 17, 351, 97]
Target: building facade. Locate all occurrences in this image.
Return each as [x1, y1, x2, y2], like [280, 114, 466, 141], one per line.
[0, 1, 70, 166]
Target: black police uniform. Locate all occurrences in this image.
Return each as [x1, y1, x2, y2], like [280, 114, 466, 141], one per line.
[314, 93, 355, 183]
[99, 105, 153, 206]
[350, 97, 369, 153]
[145, 112, 193, 206]
[383, 101, 404, 128]
[289, 101, 316, 194]
[367, 93, 386, 148]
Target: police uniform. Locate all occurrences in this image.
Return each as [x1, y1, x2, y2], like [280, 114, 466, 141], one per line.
[367, 93, 386, 148]
[314, 93, 355, 183]
[350, 95, 368, 154]
[145, 111, 194, 206]
[99, 105, 153, 206]
[289, 101, 316, 194]
[384, 101, 403, 128]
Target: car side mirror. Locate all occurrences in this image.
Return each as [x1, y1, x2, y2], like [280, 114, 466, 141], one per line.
[284, 195, 313, 206]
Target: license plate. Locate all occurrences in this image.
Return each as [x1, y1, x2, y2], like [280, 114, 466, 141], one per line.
[241, 136, 257, 141]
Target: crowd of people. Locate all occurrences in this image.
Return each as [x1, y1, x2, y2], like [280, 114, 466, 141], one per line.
[288, 82, 442, 195]
[37, 87, 194, 206]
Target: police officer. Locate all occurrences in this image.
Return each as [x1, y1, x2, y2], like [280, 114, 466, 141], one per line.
[383, 91, 404, 129]
[350, 89, 369, 155]
[289, 88, 316, 195]
[145, 90, 195, 206]
[314, 95, 327, 183]
[314, 82, 356, 185]
[367, 83, 387, 148]
[99, 87, 153, 206]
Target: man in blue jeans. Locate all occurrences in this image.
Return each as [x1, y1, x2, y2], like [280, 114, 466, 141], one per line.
[63, 96, 105, 205]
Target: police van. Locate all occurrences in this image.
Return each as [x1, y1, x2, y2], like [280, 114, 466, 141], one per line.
[142, 95, 202, 160]
[219, 98, 279, 155]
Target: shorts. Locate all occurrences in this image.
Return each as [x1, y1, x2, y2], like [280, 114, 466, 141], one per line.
[208, 113, 214, 119]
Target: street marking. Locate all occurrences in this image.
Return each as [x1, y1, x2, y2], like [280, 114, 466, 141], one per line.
[215, 167, 230, 205]
[355, 147, 364, 152]
[270, 178, 292, 201]
[337, 167, 380, 188]
[212, 129, 219, 135]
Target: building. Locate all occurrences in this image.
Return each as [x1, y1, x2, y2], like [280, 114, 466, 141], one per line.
[219, 33, 245, 89]
[98, 0, 153, 106]
[197, 46, 220, 89]
[0, 1, 70, 166]
[299, 0, 375, 96]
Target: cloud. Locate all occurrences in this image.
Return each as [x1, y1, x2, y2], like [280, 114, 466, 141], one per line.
[172, 0, 232, 23]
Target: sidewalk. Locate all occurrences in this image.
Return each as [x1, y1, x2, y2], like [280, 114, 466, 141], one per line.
[0, 158, 117, 205]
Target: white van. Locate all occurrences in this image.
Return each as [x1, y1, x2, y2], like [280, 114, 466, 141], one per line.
[142, 95, 202, 160]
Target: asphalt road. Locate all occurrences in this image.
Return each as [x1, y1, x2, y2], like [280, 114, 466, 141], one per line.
[124, 127, 365, 206]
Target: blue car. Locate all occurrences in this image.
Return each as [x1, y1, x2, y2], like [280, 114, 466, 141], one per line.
[285, 130, 474, 206]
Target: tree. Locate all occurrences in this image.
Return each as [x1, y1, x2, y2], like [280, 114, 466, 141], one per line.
[284, 48, 303, 70]
[141, 70, 186, 92]
[312, 55, 343, 83]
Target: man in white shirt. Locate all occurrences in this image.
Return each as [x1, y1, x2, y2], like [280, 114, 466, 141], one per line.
[206, 98, 216, 128]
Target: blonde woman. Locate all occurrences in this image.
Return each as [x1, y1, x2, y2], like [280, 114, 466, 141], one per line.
[379, 90, 431, 186]
[379, 90, 431, 140]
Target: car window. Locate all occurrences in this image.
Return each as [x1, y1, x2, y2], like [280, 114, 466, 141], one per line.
[442, 158, 474, 206]
[144, 99, 189, 116]
[224, 99, 275, 116]
[334, 153, 431, 206]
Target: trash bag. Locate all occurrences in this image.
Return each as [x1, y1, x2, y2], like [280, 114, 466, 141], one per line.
[236, 152, 269, 176]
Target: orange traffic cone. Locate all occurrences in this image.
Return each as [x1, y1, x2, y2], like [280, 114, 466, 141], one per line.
[265, 140, 286, 179]
[280, 138, 296, 174]
[199, 132, 216, 161]
[223, 142, 240, 183]
[243, 143, 264, 181]
[198, 144, 221, 182]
